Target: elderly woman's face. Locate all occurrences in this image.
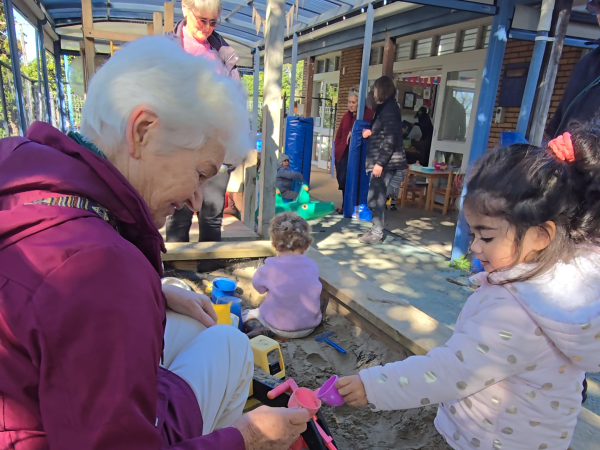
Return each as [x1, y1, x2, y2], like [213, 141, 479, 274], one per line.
[348, 95, 358, 113]
[124, 109, 225, 229]
[183, 4, 220, 42]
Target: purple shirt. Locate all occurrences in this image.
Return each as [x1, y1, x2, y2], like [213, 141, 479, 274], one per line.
[0, 122, 244, 450]
[254, 254, 322, 331]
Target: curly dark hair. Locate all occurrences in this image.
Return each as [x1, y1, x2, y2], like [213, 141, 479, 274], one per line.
[464, 121, 600, 283]
[269, 212, 313, 253]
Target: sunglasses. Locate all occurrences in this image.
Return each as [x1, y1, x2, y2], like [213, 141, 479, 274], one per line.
[587, 0, 600, 14]
[190, 12, 220, 28]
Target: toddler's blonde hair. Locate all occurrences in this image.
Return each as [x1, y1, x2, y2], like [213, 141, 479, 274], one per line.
[269, 212, 312, 253]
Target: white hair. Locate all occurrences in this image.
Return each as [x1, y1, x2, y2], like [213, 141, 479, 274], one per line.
[348, 86, 359, 100]
[81, 36, 249, 165]
[182, 0, 222, 15]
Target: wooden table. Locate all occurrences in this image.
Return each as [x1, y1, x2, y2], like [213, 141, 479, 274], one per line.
[402, 167, 454, 211]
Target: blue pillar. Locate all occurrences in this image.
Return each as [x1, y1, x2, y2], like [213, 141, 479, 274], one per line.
[3, 0, 27, 134]
[63, 55, 75, 131]
[356, 3, 374, 120]
[38, 19, 52, 125]
[288, 32, 298, 117]
[252, 47, 260, 146]
[54, 40, 67, 133]
[451, 0, 516, 261]
[515, 0, 554, 137]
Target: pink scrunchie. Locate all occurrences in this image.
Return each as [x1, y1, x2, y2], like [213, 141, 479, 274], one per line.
[548, 132, 575, 163]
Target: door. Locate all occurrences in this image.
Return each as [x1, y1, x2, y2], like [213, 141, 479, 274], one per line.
[430, 61, 484, 173]
[312, 81, 338, 170]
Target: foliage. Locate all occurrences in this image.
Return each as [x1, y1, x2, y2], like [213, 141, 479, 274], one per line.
[449, 255, 472, 272]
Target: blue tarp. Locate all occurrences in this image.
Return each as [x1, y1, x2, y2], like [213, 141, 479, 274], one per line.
[343, 120, 372, 222]
[285, 116, 314, 192]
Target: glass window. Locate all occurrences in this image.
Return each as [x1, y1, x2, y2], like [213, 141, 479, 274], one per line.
[438, 69, 478, 142]
[326, 58, 335, 72]
[334, 56, 340, 71]
[437, 33, 456, 56]
[369, 47, 381, 66]
[415, 38, 433, 59]
[461, 28, 478, 51]
[395, 42, 412, 61]
[316, 60, 325, 74]
[484, 25, 492, 49]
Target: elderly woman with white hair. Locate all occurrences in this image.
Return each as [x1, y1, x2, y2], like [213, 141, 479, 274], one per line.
[165, 0, 240, 244]
[0, 37, 309, 450]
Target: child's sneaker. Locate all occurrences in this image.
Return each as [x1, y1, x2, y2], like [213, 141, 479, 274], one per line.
[243, 319, 275, 339]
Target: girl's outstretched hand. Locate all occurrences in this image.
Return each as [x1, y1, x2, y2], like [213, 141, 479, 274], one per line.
[336, 375, 368, 407]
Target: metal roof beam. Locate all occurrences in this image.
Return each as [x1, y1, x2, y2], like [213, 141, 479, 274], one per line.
[222, 16, 262, 32]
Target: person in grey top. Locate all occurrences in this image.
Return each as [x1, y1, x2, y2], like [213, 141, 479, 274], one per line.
[276, 154, 304, 200]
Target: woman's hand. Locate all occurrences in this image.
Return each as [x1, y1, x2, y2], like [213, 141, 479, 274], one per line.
[234, 406, 311, 450]
[372, 164, 383, 178]
[162, 284, 218, 328]
[346, 132, 352, 145]
[336, 375, 368, 407]
[362, 129, 372, 139]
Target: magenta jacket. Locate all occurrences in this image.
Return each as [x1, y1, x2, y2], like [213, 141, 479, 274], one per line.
[0, 122, 245, 450]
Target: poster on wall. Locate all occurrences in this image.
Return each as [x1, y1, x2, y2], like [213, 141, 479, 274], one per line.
[403, 92, 415, 109]
[416, 98, 424, 109]
[423, 87, 431, 100]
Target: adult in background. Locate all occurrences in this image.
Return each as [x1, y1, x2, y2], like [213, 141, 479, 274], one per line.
[359, 76, 407, 244]
[166, 0, 239, 243]
[0, 37, 309, 450]
[546, 1, 600, 139]
[413, 106, 434, 165]
[333, 87, 374, 214]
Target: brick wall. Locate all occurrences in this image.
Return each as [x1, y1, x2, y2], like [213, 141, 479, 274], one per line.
[336, 46, 364, 136]
[488, 39, 583, 147]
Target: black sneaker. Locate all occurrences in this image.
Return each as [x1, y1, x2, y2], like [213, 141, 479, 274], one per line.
[243, 319, 275, 339]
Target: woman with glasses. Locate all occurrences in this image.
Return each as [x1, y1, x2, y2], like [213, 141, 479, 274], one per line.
[166, 0, 240, 244]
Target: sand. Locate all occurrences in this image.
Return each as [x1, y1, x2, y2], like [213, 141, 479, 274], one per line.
[165, 264, 453, 450]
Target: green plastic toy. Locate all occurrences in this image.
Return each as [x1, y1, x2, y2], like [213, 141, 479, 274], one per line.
[275, 184, 335, 220]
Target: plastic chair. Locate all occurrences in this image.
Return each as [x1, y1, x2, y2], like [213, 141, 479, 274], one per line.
[431, 171, 464, 215]
[400, 169, 427, 209]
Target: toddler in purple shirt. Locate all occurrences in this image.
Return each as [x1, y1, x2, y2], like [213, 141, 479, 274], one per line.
[242, 212, 323, 338]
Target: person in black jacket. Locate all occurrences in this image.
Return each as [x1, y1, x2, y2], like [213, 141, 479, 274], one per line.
[546, 3, 600, 139]
[359, 76, 407, 244]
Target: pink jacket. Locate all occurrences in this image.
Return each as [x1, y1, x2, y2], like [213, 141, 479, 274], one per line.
[253, 254, 322, 331]
[360, 248, 600, 450]
[0, 123, 244, 450]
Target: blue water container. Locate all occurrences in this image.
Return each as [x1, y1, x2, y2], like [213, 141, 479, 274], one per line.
[215, 296, 243, 331]
[211, 277, 237, 303]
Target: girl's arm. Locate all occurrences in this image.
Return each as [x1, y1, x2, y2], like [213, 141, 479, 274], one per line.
[278, 168, 304, 180]
[252, 263, 271, 294]
[358, 287, 549, 411]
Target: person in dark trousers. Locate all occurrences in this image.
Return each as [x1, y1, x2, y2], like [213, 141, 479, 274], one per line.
[545, 2, 600, 404]
[165, 0, 240, 243]
[276, 154, 303, 200]
[333, 87, 374, 214]
[359, 76, 407, 244]
[546, 4, 600, 139]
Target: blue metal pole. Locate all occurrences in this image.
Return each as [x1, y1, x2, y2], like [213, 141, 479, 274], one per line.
[356, 3, 374, 121]
[289, 32, 298, 117]
[63, 55, 75, 131]
[54, 40, 67, 133]
[3, 0, 28, 134]
[515, 0, 555, 137]
[451, 0, 516, 262]
[38, 19, 53, 125]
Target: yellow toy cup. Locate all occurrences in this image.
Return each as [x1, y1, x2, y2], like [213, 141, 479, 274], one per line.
[213, 303, 232, 325]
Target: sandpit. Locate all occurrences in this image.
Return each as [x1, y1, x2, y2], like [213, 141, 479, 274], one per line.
[165, 262, 452, 450]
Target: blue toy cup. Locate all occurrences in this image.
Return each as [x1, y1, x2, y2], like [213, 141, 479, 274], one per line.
[216, 296, 243, 331]
[211, 277, 237, 303]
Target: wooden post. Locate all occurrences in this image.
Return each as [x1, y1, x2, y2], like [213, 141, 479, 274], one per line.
[164, 2, 175, 32]
[529, 0, 573, 146]
[153, 12, 164, 35]
[147, 23, 154, 35]
[242, 149, 258, 229]
[382, 32, 396, 79]
[257, 0, 285, 238]
[81, 0, 96, 89]
[304, 56, 315, 118]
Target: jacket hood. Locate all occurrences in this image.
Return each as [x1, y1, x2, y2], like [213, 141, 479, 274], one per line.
[278, 153, 289, 164]
[0, 122, 165, 274]
[480, 247, 600, 372]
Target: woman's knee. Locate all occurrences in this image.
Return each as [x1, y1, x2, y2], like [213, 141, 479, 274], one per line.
[202, 325, 252, 355]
